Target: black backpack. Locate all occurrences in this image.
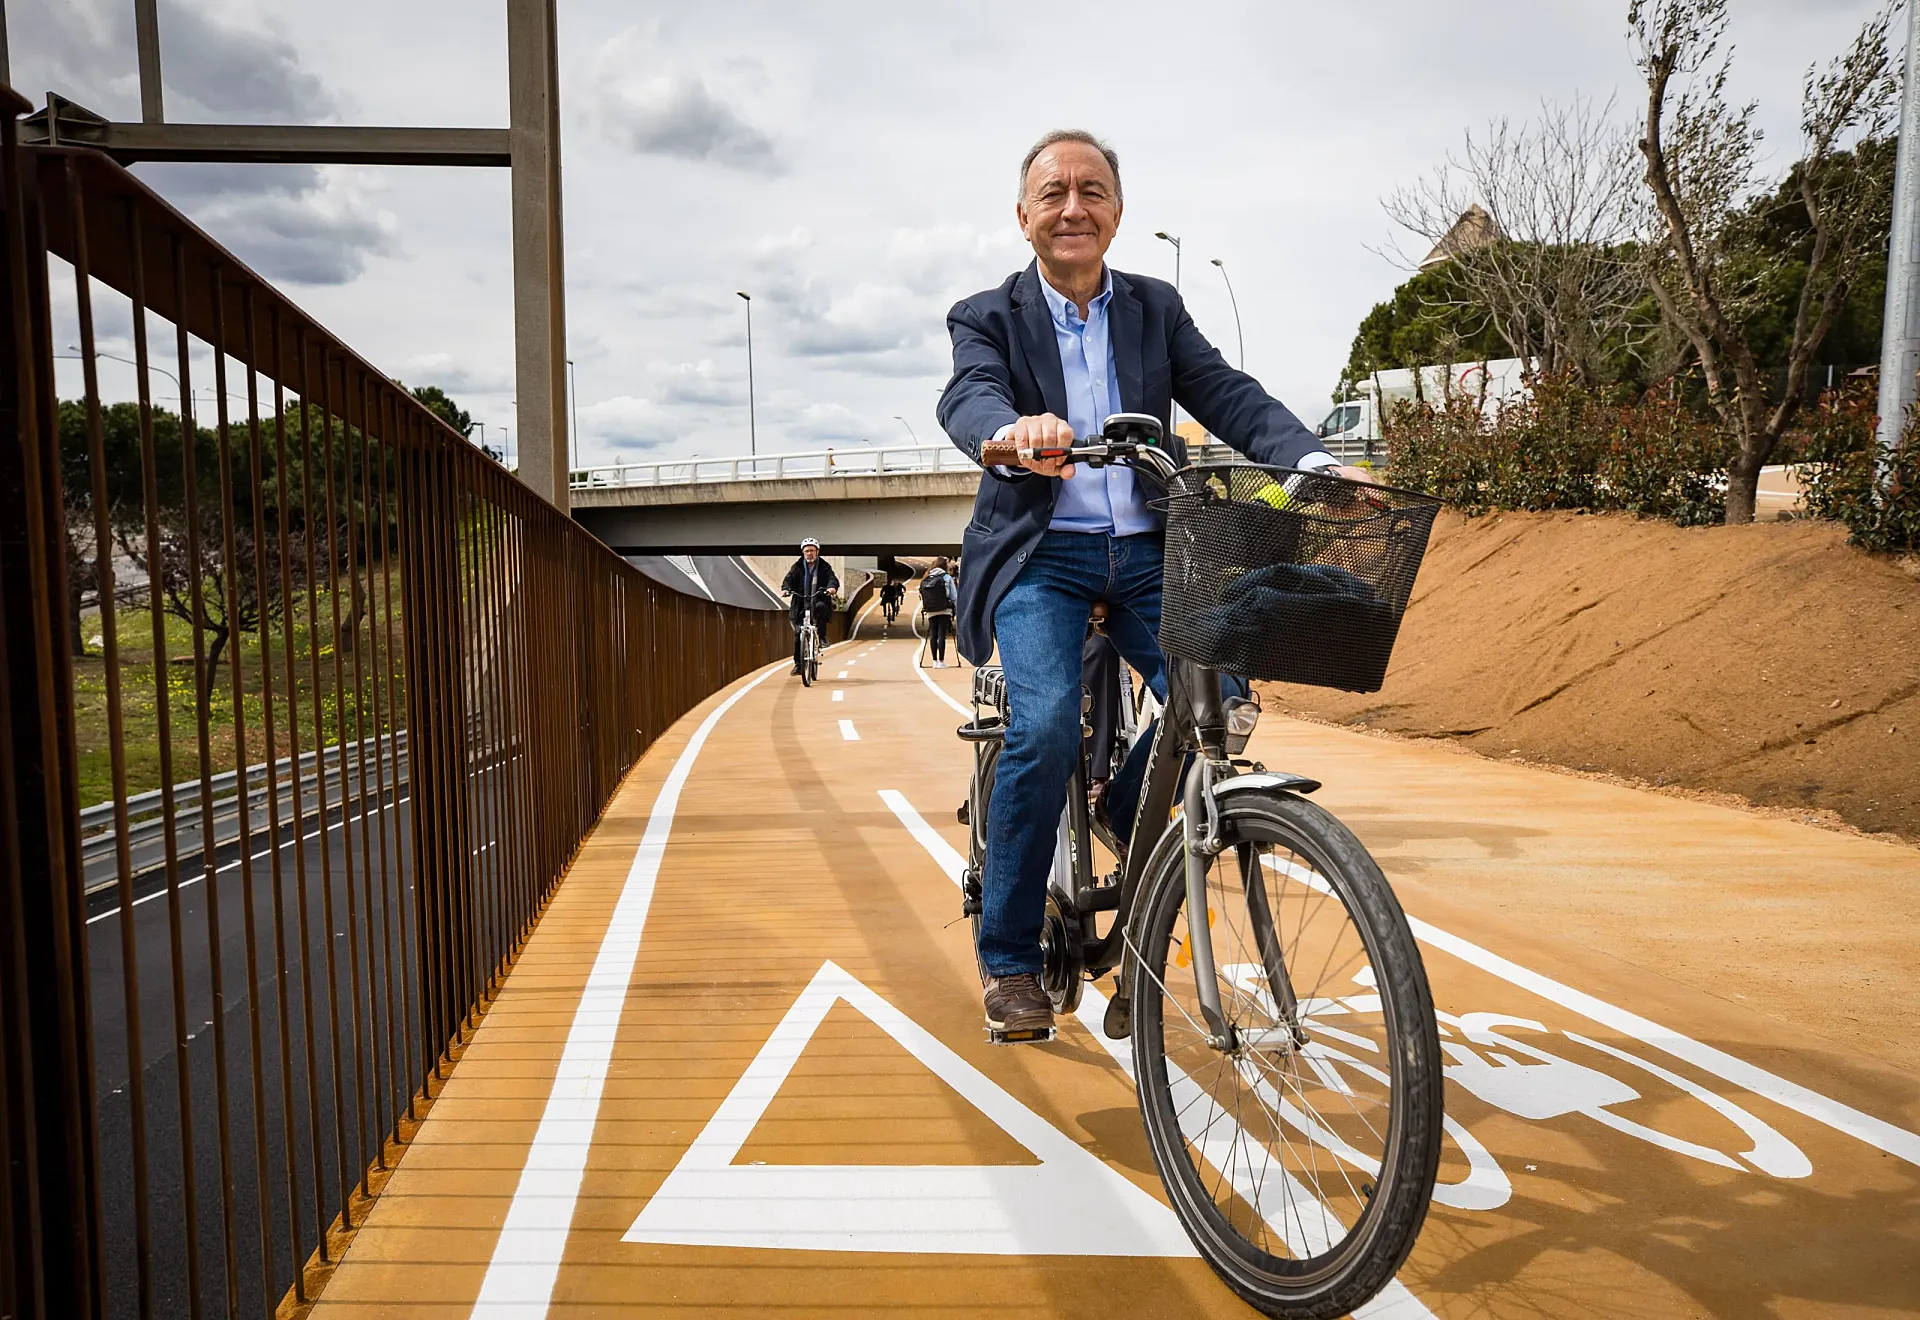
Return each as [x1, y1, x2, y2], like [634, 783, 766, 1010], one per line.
[919, 571, 953, 612]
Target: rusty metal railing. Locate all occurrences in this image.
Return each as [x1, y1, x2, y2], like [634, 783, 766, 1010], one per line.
[0, 84, 788, 1320]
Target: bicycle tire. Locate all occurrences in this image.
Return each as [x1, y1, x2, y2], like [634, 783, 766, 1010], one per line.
[1128, 791, 1442, 1319]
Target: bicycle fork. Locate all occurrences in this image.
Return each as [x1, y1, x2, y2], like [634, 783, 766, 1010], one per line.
[1180, 760, 1236, 1049]
[1178, 757, 1311, 1057]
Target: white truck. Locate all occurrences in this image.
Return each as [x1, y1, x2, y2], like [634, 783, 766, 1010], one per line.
[1313, 358, 1532, 461]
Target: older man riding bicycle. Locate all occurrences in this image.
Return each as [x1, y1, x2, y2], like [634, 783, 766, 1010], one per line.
[936, 128, 1376, 1041]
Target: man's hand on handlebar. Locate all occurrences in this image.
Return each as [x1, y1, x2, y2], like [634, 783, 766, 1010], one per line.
[1328, 464, 1379, 485]
[996, 414, 1076, 478]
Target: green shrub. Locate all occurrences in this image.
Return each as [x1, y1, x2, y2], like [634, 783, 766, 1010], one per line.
[1386, 377, 1731, 525]
[1797, 381, 1920, 552]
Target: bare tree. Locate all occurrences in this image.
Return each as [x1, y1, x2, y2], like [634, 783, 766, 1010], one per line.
[1385, 95, 1647, 383]
[1631, 0, 1899, 523]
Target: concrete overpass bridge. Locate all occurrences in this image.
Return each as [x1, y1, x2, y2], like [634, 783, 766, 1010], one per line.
[569, 444, 978, 555]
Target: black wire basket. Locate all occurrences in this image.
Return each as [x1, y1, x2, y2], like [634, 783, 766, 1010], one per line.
[1157, 464, 1441, 692]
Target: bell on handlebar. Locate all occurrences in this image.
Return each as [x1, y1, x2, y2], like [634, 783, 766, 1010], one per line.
[1100, 412, 1166, 445]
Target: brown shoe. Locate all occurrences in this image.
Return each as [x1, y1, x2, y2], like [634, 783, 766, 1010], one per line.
[983, 973, 1053, 1036]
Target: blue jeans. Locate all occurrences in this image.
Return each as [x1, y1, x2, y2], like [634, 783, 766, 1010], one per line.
[981, 531, 1168, 978]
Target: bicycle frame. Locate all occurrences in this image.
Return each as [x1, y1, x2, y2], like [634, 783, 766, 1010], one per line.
[972, 418, 1318, 1048]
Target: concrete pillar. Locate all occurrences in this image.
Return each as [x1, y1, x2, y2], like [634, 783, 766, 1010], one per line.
[133, 0, 163, 123]
[507, 0, 570, 511]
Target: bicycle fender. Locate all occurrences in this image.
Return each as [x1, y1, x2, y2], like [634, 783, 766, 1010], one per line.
[1212, 770, 1322, 797]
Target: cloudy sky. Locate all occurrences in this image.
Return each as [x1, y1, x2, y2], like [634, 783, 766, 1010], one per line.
[9, 0, 1890, 466]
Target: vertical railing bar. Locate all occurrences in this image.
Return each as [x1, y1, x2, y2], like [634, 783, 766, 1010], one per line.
[382, 403, 427, 1113]
[302, 344, 354, 1231]
[368, 397, 414, 1120]
[334, 365, 381, 1181]
[270, 319, 328, 1271]
[250, 301, 307, 1305]
[474, 474, 511, 988]
[366, 388, 410, 1132]
[64, 163, 134, 1320]
[216, 276, 280, 1319]
[124, 194, 168, 1320]
[445, 438, 479, 1032]
[165, 227, 212, 1320]
[478, 481, 510, 970]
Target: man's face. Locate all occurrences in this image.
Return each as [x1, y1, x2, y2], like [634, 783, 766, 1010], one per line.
[1018, 142, 1121, 272]
[803, 545, 819, 562]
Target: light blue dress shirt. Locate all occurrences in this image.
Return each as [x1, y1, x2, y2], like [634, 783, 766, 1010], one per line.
[1035, 269, 1157, 536]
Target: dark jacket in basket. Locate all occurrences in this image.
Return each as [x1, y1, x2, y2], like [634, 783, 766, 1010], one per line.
[936, 261, 1324, 665]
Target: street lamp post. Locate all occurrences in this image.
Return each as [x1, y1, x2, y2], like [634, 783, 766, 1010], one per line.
[737, 291, 757, 458]
[566, 357, 580, 475]
[1154, 232, 1182, 432]
[893, 414, 918, 443]
[1210, 258, 1244, 370]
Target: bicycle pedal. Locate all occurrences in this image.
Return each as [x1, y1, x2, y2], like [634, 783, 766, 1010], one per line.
[986, 1025, 1056, 1045]
[956, 800, 970, 825]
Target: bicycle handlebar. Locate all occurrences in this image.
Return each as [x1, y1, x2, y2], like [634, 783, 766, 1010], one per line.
[978, 436, 1183, 481]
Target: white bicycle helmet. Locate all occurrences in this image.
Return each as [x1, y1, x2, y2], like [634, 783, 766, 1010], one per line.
[800, 537, 820, 550]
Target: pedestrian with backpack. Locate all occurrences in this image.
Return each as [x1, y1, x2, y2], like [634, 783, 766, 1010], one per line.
[921, 557, 957, 667]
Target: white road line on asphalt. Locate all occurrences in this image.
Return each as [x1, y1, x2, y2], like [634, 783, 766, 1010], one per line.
[877, 788, 1436, 1318]
[914, 637, 971, 717]
[471, 659, 785, 1318]
[836, 670, 848, 680]
[832, 690, 844, 702]
[1262, 855, 1920, 1170]
[86, 793, 415, 926]
[839, 720, 859, 741]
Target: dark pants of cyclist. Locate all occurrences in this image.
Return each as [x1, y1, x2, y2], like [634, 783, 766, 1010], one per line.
[790, 598, 829, 666]
[981, 531, 1167, 979]
[927, 611, 953, 662]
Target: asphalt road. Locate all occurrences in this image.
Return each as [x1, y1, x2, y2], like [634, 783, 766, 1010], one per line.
[85, 746, 519, 1319]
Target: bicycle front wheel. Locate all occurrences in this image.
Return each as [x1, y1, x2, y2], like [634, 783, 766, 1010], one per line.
[1129, 791, 1441, 1319]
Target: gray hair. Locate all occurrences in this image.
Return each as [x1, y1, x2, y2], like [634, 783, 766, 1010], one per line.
[1018, 129, 1122, 203]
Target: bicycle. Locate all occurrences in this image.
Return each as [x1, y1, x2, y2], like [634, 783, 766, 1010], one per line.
[790, 591, 830, 686]
[957, 413, 1444, 1318]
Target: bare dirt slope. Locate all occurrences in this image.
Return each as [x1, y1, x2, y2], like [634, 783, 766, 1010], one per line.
[1260, 509, 1920, 837]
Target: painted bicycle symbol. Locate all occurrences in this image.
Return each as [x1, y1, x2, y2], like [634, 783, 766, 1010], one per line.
[1226, 964, 1811, 1212]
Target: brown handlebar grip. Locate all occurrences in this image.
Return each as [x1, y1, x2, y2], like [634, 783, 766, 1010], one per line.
[980, 439, 1021, 467]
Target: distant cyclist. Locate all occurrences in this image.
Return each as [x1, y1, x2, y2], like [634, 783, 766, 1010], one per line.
[880, 576, 906, 622]
[781, 538, 839, 674]
[920, 557, 957, 668]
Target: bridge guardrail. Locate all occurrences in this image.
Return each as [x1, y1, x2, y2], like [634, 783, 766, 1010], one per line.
[573, 442, 978, 488]
[0, 82, 790, 1320]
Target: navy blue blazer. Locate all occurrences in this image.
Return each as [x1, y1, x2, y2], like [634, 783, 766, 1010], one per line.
[936, 260, 1324, 664]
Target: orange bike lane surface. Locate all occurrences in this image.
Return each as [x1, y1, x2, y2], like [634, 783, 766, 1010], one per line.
[313, 619, 1920, 1319]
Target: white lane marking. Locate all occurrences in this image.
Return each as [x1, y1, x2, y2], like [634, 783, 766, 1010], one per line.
[850, 592, 884, 639]
[912, 638, 971, 717]
[470, 660, 784, 1317]
[1262, 855, 1920, 1169]
[839, 720, 859, 742]
[878, 789, 1435, 1317]
[624, 960, 1196, 1257]
[836, 670, 848, 680]
[87, 793, 414, 926]
[831, 690, 844, 702]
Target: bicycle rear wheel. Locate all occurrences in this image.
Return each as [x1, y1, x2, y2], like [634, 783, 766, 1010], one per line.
[1128, 791, 1441, 1319]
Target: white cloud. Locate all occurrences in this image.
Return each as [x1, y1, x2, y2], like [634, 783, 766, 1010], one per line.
[582, 27, 779, 170]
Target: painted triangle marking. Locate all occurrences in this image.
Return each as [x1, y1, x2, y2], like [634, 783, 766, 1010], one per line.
[625, 961, 1198, 1257]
